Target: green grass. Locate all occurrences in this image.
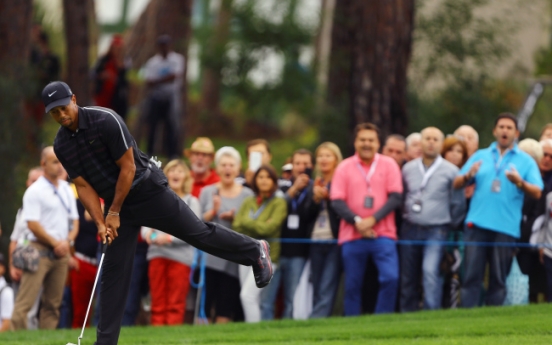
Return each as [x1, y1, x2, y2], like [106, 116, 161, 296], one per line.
[4, 304, 552, 344]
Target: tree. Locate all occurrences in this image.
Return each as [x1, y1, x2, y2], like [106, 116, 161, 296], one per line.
[0, 0, 34, 245]
[324, 0, 415, 152]
[63, 0, 92, 105]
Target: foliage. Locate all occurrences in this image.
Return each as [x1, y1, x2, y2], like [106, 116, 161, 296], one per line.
[193, 0, 318, 125]
[3, 304, 552, 344]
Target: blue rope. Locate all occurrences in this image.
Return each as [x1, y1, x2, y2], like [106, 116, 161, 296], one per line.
[266, 238, 552, 248]
[189, 249, 208, 324]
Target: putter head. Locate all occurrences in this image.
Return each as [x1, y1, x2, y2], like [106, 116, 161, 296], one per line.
[66, 343, 77, 345]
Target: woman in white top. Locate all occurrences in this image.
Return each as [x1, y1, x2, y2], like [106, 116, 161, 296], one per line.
[142, 159, 201, 325]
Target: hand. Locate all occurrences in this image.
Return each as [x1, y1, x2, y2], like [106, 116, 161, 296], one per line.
[292, 174, 310, 191]
[219, 209, 235, 221]
[97, 223, 113, 245]
[53, 240, 70, 258]
[10, 264, 22, 282]
[467, 161, 482, 179]
[360, 228, 378, 239]
[69, 256, 80, 271]
[539, 248, 545, 265]
[313, 186, 329, 203]
[505, 165, 522, 186]
[105, 214, 120, 241]
[144, 229, 154, 245]
[355, 216, 376, 234]
[213, 194, 221, 214]
[153, 233, 172, 246]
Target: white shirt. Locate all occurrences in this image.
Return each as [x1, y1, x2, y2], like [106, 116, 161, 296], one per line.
[22, 176, 79, 242]
[0, 276, 14, 327]
[10, 208, 31, 243]
[143, 51, 184, 99]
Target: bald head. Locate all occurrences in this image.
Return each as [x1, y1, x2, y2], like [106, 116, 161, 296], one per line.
[41, 146, 55, 164]
[421, 127, 444, 159]
[40, 146, 62, 180]
[454, 125, 479, 157]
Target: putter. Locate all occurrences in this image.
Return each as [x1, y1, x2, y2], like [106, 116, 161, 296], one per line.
[67, 241, 108, 345]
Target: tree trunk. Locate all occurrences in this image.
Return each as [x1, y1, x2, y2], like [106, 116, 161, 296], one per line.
[326, 0, 414, 151]
[200, 0, 234, 125]
[63, 0, 91, 105]
[0, 0, 33, 244]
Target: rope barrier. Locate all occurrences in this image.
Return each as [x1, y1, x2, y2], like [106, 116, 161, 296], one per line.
[189, 249, 208, 325]
[266, 238, 552, 248]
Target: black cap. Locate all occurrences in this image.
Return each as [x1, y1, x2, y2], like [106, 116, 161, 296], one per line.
[42, 81, 73, 113]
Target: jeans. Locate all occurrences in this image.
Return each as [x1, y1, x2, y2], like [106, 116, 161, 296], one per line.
[260, 265, 282, 320]
[460, 225, 515, 308]
[309, 244, 341, 318]
[278, 256, 307, 319]
[342, 238, 399, 315]
[543, 255, 552, 302]
[400, 222, 448, 311]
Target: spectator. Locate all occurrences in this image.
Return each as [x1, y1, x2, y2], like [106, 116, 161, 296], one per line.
[454, 125, 479, 158]
[382, 134, 407, 167]
[144, 34, 184, 159]
[516, 139, 546, 303]
[0, 253, 14, 332]
[199, 147, 253, 323]
[185, 137, 220, 198]
[11, 147, 79, 329]
[244, 139, 273, 187]
[278, 159, 293, 191]
[233, 165, 287, 321]
[442, 136, 469, 168]
[276, 149, 316, 319]
[330, 123, 403, 315]
[400, 127, 466, 312]
[92, 34, 129, 119]
[538, 169, 552, 301]
[9, 167, 43, 330]
[540, 124, 552, 141]
[306, 142, 343, 318]
[453, 113, 543, 307]
[405, 133, 422, 162]
[142, 159, 201, 326]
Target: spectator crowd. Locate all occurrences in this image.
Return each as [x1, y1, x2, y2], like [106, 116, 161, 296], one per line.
[3, 31, 552, 332]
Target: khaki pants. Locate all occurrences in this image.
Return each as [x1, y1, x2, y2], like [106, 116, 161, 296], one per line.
[11, 242, 69, 330]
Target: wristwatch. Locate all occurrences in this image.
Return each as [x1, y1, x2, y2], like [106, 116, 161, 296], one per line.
[354, 216, 362, 224]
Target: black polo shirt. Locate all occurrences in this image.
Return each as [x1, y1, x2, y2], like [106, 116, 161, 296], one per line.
[54, 106, 150, 200]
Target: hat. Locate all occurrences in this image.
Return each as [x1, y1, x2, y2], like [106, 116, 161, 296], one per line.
[42, 81, 73, 113]
[282, 163, 293, 172]
[184, 137, 215, 157]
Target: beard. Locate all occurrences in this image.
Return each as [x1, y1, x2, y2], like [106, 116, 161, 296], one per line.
[191, 163, 208, 174]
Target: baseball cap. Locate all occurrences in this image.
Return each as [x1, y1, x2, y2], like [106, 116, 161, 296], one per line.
[42, 81, 73, 113]
[184, 137, 215, 157]
[282, 163, 293, 172]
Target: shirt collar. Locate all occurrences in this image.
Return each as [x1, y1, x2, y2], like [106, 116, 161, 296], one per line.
[354, 152, 379, 167]
[490, 141, 519, 155]
[77, 107, 88, 130]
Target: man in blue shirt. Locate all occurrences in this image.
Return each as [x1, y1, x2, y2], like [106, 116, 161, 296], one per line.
[453, 113, 543, 307]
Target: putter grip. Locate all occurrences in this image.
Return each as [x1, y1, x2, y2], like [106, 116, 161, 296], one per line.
[101, 241, 108, 254]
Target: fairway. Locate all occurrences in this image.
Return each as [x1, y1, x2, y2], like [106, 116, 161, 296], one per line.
[3, 304, 552, 344]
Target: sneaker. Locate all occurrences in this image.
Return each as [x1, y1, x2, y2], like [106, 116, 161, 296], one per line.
[253, 240, 273, 288]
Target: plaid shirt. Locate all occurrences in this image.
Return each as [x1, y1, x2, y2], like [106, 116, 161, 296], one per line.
[54, 106, 150, 200]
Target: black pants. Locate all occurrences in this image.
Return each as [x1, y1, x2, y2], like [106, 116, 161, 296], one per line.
[95, 167, 259, 345]
[146, 97, 177, 159]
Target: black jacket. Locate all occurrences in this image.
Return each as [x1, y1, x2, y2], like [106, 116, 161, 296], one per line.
[280, 181, 316, 258]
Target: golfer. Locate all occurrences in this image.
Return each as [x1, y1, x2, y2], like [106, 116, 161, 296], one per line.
[42, 81, 273, 345]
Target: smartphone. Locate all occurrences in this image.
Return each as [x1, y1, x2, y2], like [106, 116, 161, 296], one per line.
[304, 167, 313, 178]
[249, 151, 262, 172]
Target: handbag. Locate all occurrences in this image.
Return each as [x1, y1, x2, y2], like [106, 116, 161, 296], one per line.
[12, 238, 40, 272]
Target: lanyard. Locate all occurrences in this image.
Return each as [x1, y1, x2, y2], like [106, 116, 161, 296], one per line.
[45, 178, 72, 214]
[355, 154, 379, 193]
[250, 197, 274, 220]
[416, 156, 443, 193]
[492, 149, 513, 178]
[291, 188, 308, 213]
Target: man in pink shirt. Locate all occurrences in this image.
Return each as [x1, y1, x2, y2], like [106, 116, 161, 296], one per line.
[330, 123, 403, 315]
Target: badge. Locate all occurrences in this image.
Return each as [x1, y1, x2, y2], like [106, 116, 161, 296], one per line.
[364, 196, 374, 209]
[287, 214, 300, 229]
[411, 200, 422, 213]
[491, 179, 501, 193]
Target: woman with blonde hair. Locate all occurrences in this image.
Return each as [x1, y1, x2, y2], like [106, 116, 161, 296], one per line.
[141, 159, 201, 325]
[306, 142, 343, 318]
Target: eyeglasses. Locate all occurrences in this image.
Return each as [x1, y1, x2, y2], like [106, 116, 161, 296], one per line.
[544, 152, 552, 159]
